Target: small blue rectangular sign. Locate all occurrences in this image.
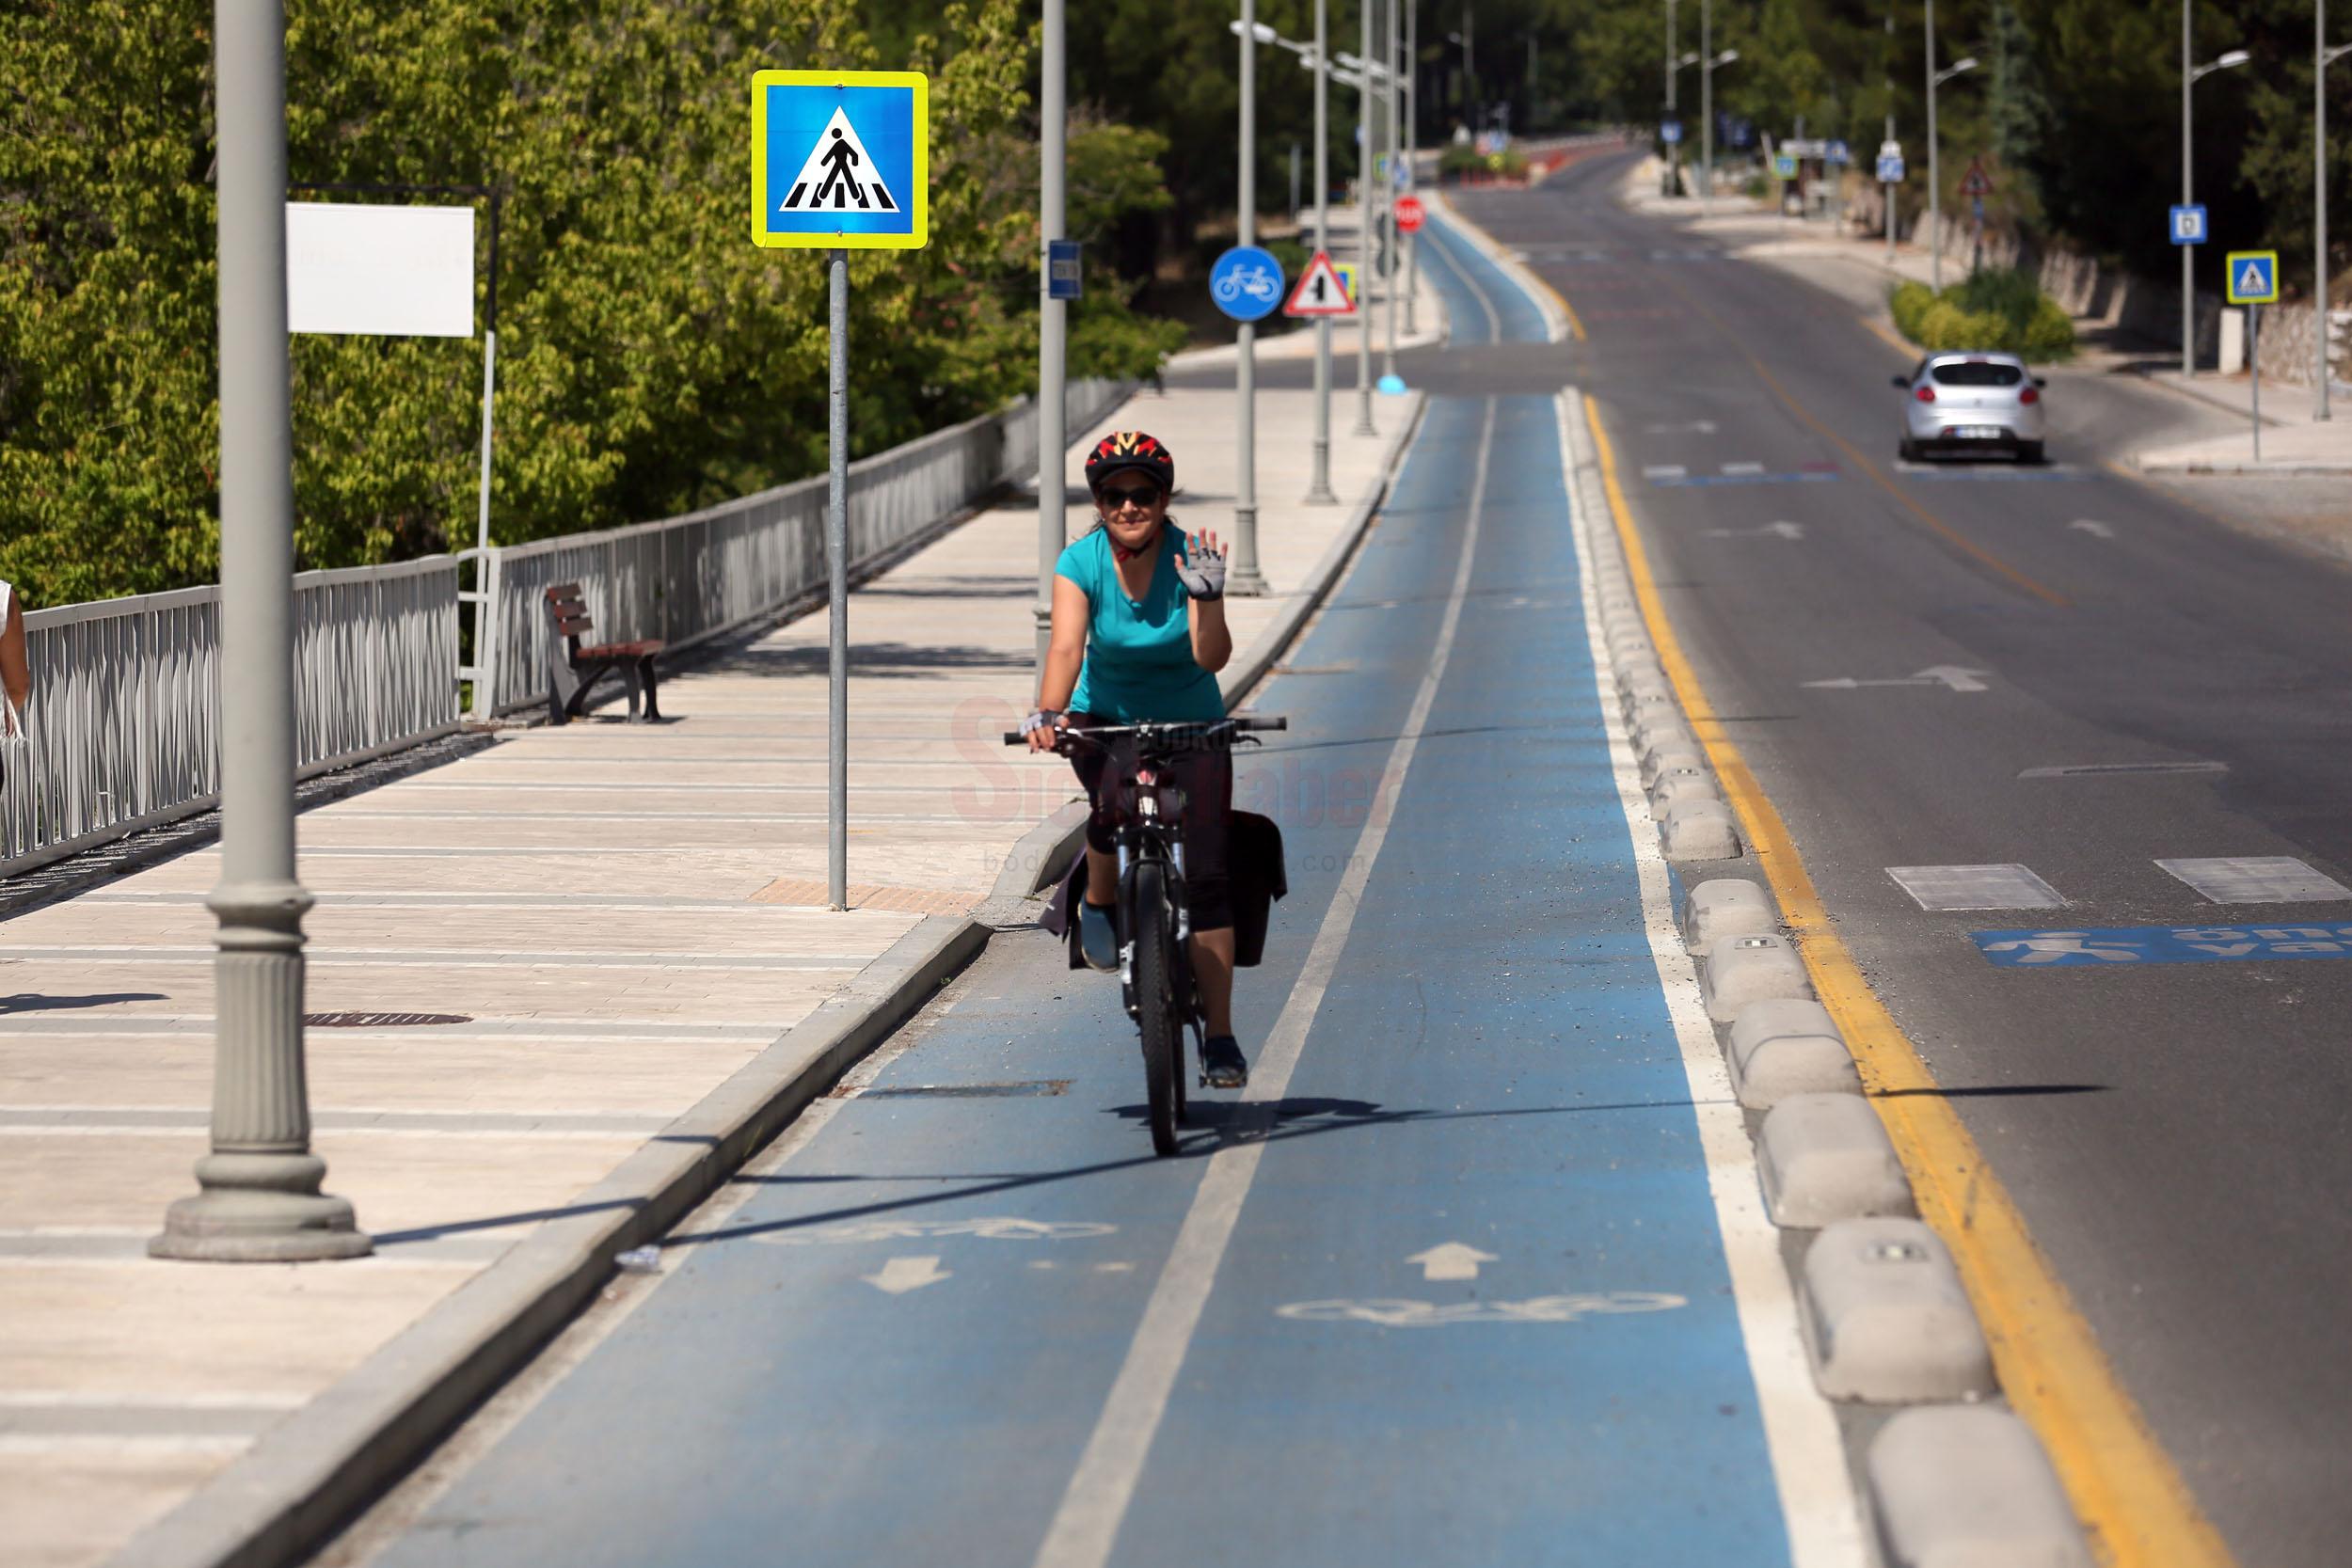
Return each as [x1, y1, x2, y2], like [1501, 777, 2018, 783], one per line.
[1876, 154, 1905, 183]
[1974, 923, 2352, 968]
[1047, 239, 1082, 301]
[1661, 119, 1682, 145]
[2169, 203, 2207, 245]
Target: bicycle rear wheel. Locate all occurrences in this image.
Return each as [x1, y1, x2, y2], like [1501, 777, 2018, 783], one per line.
[1130, 863, 1182, 1158]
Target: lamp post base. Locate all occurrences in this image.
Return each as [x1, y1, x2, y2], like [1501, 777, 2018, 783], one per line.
[151, 1152, 371, 1261]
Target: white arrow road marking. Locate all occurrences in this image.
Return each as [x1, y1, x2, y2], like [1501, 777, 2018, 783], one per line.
[1703, 520, 1806, 540]
[1407, 1242, 1499, 1281]
[1804, 666, 1988, 692]
[2067, 518, 2116, 538]
[864, 1256, 949, 1294]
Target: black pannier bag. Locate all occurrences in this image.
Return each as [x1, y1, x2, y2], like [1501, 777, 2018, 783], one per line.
[1041, 811, 1287, 970]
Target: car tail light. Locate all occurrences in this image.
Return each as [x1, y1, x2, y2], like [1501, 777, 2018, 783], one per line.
[2018, 387, 2039, 404]
[1915, 386, 1936, 403]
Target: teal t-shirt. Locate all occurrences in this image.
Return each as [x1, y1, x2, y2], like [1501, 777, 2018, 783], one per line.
[1056, 524, 1224, 723]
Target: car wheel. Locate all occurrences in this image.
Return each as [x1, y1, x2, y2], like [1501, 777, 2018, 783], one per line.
[2018, 441, 2045, 466]
[1899, 437, 1919, 463]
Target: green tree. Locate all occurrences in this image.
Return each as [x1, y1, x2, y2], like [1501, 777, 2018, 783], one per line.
[1, 0, 1184, 608]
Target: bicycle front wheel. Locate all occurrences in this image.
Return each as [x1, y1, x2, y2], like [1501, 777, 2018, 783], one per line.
[1130, 863, 1183, 1158]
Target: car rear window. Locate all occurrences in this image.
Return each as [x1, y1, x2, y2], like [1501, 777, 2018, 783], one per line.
[1929, 360, 2025, 387]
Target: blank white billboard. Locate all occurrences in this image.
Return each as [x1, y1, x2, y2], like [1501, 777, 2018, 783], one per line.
[286, 202, 476, 338]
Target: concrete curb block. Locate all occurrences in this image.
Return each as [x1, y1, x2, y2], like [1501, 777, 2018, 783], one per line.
[1662, 797, 1743, 863]
[1759, 1092, 1912, 1226]
[1702, 932, 1808, 1021]
[1868, 1406, 2095, 1568]
[1680, 879, 1776, 954]
[2133, 457, 2352, 477]
[108, 393, 1430, 1568]
[1647, 767, 1719, 821]
[1802, 1218, 1996, 1403]
[1728, 999, 1863, 1108]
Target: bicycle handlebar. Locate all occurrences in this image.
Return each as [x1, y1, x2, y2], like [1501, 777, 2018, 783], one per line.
[1000, 715, 1287, 747]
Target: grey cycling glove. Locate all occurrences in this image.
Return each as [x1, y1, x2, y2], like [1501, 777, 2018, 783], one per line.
[1174, 534, 1227, 601]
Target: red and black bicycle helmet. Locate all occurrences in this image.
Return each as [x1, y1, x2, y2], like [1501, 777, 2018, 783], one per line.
[1084, 430, 1175, 495]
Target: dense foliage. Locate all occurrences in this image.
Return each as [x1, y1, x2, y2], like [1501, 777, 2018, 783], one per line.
[1891, 271, 2075, 359]
[0, 0, 1183, 605]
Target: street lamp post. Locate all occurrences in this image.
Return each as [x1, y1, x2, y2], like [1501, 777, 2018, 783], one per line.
[2317, 18, 2349, 419]
[1034, 0, 1066, 669]
[1926, 1, 1978, 293]
[1383, 0, 1402, 384]
[1405, 0, 1420, 336]
[152, 0, 368, 1264]
[1311, 3, 1341, 499]
[1701, 0, 1712, 206]
[1354, 3, 1378, 436]
[1232, 0, 1267, 596]
[1664, 0, 1678, 197]
[2182, 24, 2252, 376]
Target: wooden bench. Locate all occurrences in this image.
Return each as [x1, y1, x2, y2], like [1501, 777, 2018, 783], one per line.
[543, 584, 663, 723]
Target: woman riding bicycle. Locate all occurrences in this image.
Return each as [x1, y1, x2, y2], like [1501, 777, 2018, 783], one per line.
[1025, 431, 1250, 1090]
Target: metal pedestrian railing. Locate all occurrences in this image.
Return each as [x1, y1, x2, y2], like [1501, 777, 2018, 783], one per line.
[1, 379, 1132, 878]
[465, 376, 1132, 717]
[3, 556, 461, 879]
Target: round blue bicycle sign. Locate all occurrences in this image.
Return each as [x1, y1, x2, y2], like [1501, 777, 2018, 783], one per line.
[1209, 245, 1285, 322]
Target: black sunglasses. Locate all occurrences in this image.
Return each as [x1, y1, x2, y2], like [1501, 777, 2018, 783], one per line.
[1099, 483, 1162, 510]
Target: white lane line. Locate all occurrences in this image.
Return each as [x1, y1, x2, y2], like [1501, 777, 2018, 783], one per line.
[1643, 464, 1688, 482]
[2155, 857, 2352, 904]
[1420, 217, 1503, 344]
[1886, 863, 2067, 911]
[1030, 399, 1495, 1568]
[1556, 391, 1867, 1568]
[1721, 461, 1766, 476]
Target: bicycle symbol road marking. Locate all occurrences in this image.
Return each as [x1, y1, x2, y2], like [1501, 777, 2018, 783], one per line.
[1274, 1291, 1688, 1327]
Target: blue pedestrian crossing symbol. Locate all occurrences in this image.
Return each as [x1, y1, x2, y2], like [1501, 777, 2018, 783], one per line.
[754, 71, 930, 250]
[2224, 250, 2279, 305]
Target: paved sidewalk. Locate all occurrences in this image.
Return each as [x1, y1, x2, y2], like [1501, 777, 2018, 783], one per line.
[0, 385, 1421, 1568]
[1611, 154, 2352, 477]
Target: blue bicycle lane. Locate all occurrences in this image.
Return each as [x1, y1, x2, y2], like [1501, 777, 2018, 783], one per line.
[355, 265, 1846, 1568]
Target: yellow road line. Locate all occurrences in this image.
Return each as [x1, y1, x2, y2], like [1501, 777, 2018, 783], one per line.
[1540, 273, 1587, 341]
[1581, 392, 2237, 1568]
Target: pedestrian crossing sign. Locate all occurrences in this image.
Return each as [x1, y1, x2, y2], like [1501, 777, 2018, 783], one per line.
[2224, 250, 2279, 305]
[753, 71, 929, 250]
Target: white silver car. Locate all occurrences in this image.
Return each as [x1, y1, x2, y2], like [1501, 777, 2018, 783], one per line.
[1894, 352, 2047, 464]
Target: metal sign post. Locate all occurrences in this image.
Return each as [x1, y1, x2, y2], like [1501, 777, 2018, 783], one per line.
[1307, 0, 1338, 506]
[754, 70, 930, 911]
[1229, 0, 1269, 596]
[2227, 249, 2280, 463]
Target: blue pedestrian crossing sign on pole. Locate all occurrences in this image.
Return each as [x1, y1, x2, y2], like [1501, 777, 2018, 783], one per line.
[753, 71, 929, 249]
[1876, 152, 1905, 183]
[2225, 250, 2279, 304]
[2169, 204, 2208, 245]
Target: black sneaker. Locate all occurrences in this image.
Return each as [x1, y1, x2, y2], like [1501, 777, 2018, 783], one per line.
[1200, 1035, 1248, 1089]
[1078, 900, 1119, 972]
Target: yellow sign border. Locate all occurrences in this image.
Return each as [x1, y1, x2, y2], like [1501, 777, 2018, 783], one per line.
[2223, 249, 2279, 305]
[752, 70, 930, 251]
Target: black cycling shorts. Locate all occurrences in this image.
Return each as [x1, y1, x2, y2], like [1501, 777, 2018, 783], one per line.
[1065, 714, 1233, 932]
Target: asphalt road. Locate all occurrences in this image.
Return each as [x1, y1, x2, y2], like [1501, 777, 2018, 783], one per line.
[328, 300, 1865, 1562]
[1420, 150, 2351, 1568]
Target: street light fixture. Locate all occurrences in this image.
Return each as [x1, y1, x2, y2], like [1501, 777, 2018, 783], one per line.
[2181, 19, 2251, 376]
[1698, 37, 1738, 207]
[2322, 12, 2350, 418]
[1924, 0, 1977, 293]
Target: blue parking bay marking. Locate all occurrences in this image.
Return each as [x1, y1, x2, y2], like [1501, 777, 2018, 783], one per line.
[1974, 924, 2352, 967]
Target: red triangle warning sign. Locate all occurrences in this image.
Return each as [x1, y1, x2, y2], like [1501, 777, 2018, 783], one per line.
[1283, 250, 1358, 318]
